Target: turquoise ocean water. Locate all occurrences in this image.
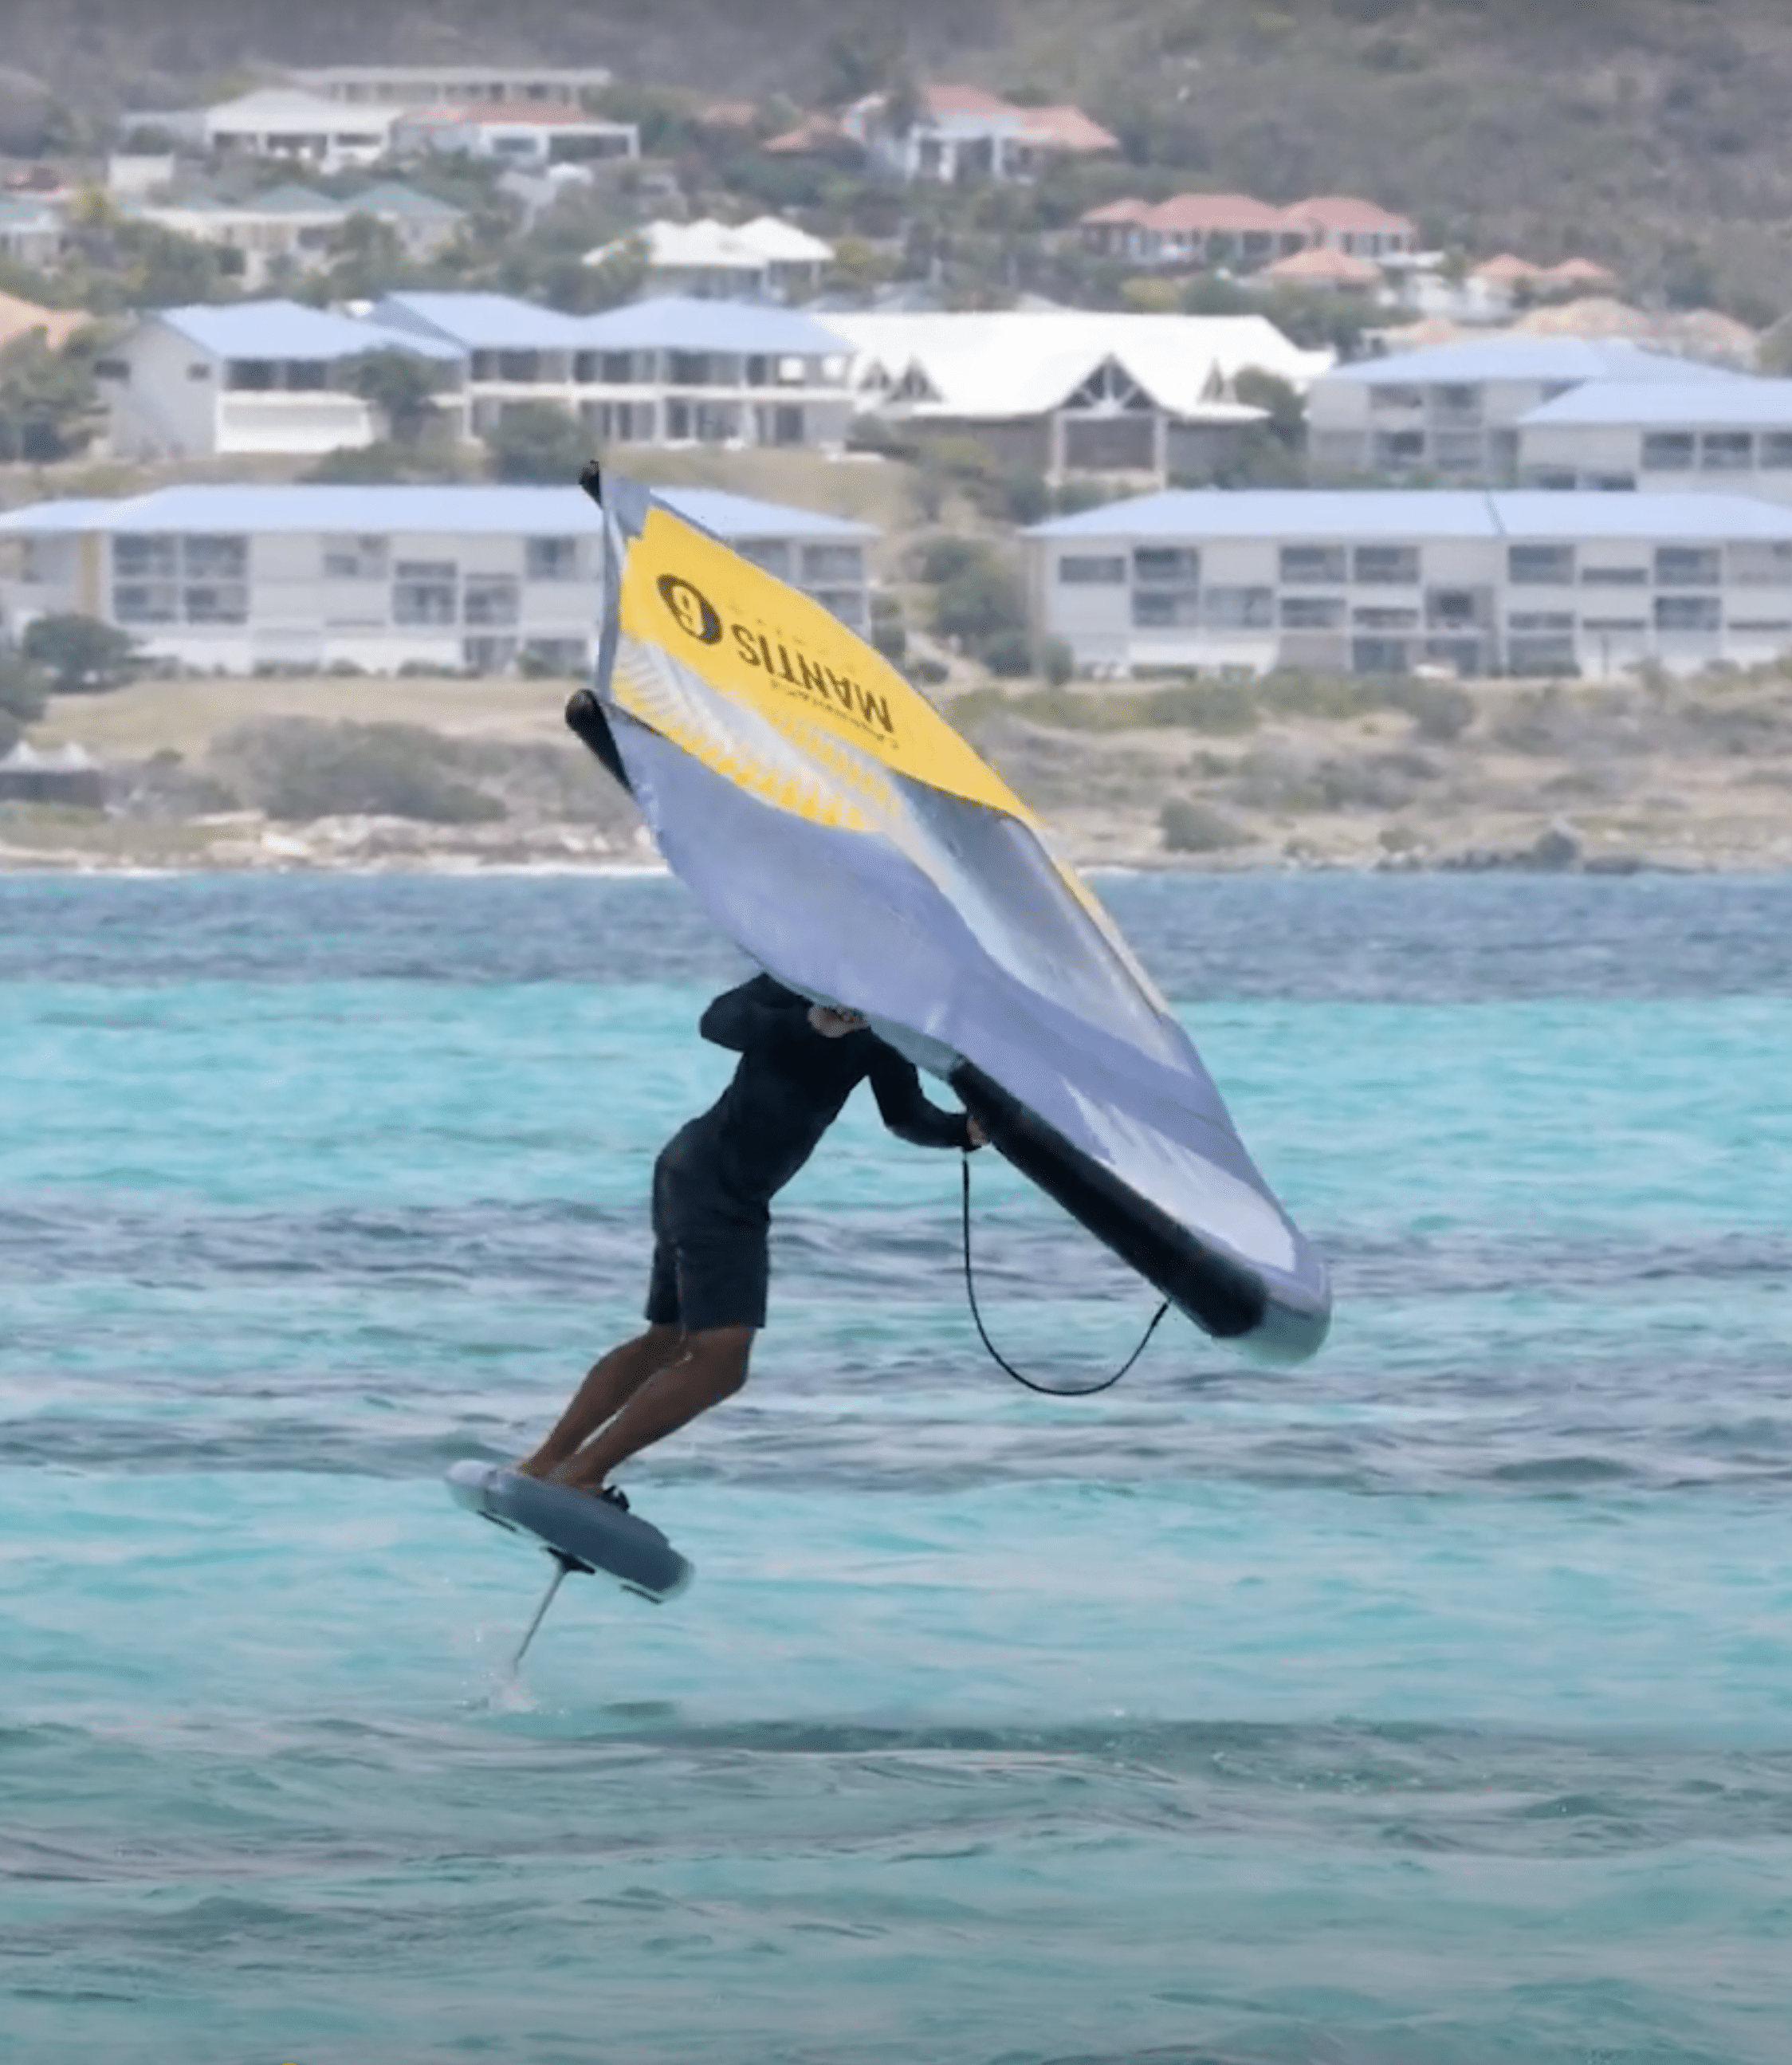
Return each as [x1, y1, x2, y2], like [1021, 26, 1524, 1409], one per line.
[3, 871, 1790, 2065]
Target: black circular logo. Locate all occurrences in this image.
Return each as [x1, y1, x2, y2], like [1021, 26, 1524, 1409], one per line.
[657, 574, 722, 645]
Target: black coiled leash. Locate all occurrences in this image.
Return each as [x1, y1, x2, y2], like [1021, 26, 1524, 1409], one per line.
[960, 1151, 1169, 1397]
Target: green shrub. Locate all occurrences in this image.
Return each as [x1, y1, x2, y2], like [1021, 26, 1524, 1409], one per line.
[980, 628, 1035, 678]
[1039, 635, 1075, 688]
[0, 647, 47, 753]
[225, 720, 507, 824]
[870, 618, 908, 664]
[1142, 679, 1262, 734]
[22, 615, 143, 696]
[1161, 796, 1251, 853]
[917, 535, 986, 585]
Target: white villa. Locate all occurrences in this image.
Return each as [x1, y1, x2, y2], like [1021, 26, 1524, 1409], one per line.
[1515, 379, 1792, 504]
[126, 90, 411, 175]
[98, 301, 465, 460]
[1306, 337, 1743, 480]
[833, 309, 1332, 482]
[1026, 488, 1792, 681]
[590, 218, 835, 303]
[0, 483, 876, 675]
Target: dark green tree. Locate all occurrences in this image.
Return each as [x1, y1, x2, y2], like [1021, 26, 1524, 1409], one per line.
[341, 348, 452, 446]
[0, 646, 48, 753]
[21, 615, 143, 696]
[485, 403, 595, 486]
[0, 333, 102, 462]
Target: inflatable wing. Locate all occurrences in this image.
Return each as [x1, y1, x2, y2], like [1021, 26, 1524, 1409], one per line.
[572, 474, 1330, 1364]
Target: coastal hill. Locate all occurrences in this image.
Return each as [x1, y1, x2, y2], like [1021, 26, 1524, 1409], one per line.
[6, 0, 1792, 312]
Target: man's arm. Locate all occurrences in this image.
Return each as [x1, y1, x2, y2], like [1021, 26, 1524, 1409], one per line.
[698, 974, 811, 1054]
[867, 1044, 975, 1151]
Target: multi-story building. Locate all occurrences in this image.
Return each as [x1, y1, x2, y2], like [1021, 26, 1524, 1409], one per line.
[391, 103, 638, 169]
[99, 301, 466, 460]
[1024, 488, 1792, 680]
[0, 483, 875, 674]
[127, 90, 411, 175]
[1078, 192, 1417, 270]
[587, 217, 835, 303]
[123, 183, 466, 291]
[286, 65, 612, 108]
[832, 309, 1332, 483]
[843, 85, 1117, 183]
[368, 293, 856, 450]
[1516, 379, 1792, 504]
[1306, 337, 1743, 481]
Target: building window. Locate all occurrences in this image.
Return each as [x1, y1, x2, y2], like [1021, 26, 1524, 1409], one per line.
[285, 361, 328, 392]
[811, 589, 865, 628]
[1280, 596, 1346, 629]
[463, 635, 519, 673]
[464, 575, 520, 626]
[1354, 606, 1420, 630]
[523, 638, 591, 672]
[1133, 547, 1201, 584]
[1059, 555, 1126, 585]
[1641, 432, 1696, 470]
[393, 560, 458, 624]
[1761, 433, 1792, 470]
[113, 584, 179, 623]
[1655, 546, 1721, 588]
[184, 584, 249, 623]
[1203, 587, 1274, 629]
[1700, 432, 1753, 472]
[187, 362, 212, 381]
[1279, 545, 1346, 584]
[114, 536, 179, 579]
[1581, 564, 1649, 585]
[1582, 617, 1648, 633]
[227, 360, 278, 391]
[1654, 595, 1722, 632]
[183, 536, 247, 580]
[765, 403, 805, 446]
[1353, 545, 1419, 584]
[669, 352, 713, 387]
[496, 351, 543, 383]
[1370, 385, 1422, 411]
[1507, 635, 1578, 673]
[599, 352, 638, 384]
[525, 537, 580, 582]
[737, 540, 791, 579]
[1508, 612, 1576, 632]
[1508, 544, 1576, 585]
[1427, 590, 1480, 628]
[801, 545, 864, 585]
[1729, 541, 1792, 585]
[1132, 591, 1201, 628]
[323, 535, 390, 580]
[1352, 636, 1411, 674]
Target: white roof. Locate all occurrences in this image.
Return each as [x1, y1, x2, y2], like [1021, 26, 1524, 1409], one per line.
[828, 309, 1330, 423]
[0, 483, 874, 544]
[204, 88, 404, 132]
[1520, 378, 1792, 430]
[602, 216, 835, 275]
[1027, 487, 1792, 544]
[1322, 336, 1743, 388]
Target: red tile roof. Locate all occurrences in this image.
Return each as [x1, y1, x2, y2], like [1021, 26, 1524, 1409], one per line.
[1079, 197, 1155, 226]
[1285, 194, 1416, 236]
[764, 112, 846, 155]
[1011, 104, 1118, 153]
[918, 84, 1013, 118]
[1146, 192, 1288, 234]
[1259, 246, 1383, 286]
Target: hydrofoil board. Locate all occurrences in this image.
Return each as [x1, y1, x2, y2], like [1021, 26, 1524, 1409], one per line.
[446, 1460, 692, 1604]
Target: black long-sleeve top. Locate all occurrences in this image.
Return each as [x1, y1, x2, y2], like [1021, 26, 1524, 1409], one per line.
[673, 974, 972, 1210]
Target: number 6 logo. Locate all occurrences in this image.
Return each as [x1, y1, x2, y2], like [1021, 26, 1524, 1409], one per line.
[656, 575, 722, 646]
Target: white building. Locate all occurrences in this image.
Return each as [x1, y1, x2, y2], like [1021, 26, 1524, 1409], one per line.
[99, 301, 466, 460]
[0, 483, 876, 674]
[1025, 488, 1792, 681]
[287, 65, 611, 108]
[369, 292, 856, 450]
[1516, 379, 1792, 503]
[590, 217, 835, 303]
[843, 85, 1118, 183]
[127, 90, 410, 175]
[1308, 336, 1743, 481]
[125, 182, 466, 289]
[0, 198, 64, 269]
[832, 309, 1331, 482]
[392, 103, 638, 170]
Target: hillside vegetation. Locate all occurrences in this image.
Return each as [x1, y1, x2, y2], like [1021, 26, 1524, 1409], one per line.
[6, 0, 1792, 310]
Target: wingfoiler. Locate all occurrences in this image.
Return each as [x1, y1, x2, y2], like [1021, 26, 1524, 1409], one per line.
[568, 470, 1331, 1365]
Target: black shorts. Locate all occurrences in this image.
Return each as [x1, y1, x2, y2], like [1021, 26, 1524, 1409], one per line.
[644, 1145, 768, 1334]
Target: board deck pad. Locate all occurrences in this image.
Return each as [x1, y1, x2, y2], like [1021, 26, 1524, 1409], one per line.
[446, 1461, 693, 1604]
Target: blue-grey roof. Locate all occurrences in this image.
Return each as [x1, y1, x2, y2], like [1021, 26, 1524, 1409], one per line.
[155, 299, 465, 364]
[1520, 377, 1792, 429]
[253, 184, 341, 215]
[346, 182, 464, 222]
[0, 483, 874, 542]
[368, 291, 591, 351]
[574, 295, 851, 357]
[1024, 488, 1792, 544]
[1322, 337, 1744, 388]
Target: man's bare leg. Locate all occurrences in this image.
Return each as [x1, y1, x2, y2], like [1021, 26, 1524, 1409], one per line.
[518, 1322, 687, 1480]
[556, 1325, 754, 1493]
